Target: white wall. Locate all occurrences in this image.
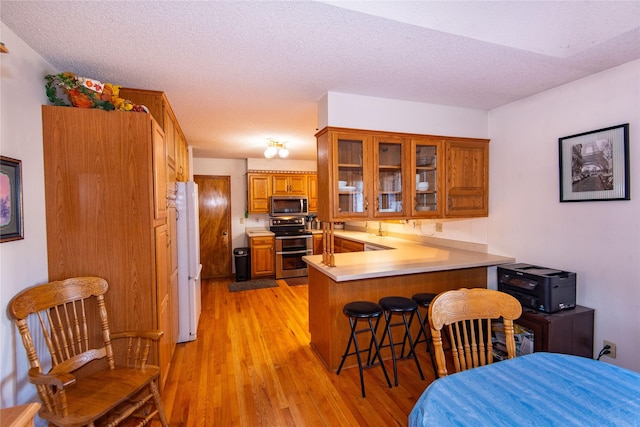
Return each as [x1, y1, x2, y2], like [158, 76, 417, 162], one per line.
[247, 158, 317, 172]
[488, 59, 640, 371]
[322, 91, 489, 138]
[0, 23, 56, 416]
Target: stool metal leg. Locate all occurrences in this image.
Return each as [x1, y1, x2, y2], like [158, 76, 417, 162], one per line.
[409, 308, 439, 379]
[367, 317, 392, 389]
[384, 310, 400, 386]
[401, 311, 425, 381]
[337, 315, 391, 397]
[337, 317, 357, 375]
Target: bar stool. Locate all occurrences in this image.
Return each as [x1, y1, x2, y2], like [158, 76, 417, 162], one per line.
[372, 296, 425, 386]
[409, 293, 440, 378]
[336, 301, 392, 397]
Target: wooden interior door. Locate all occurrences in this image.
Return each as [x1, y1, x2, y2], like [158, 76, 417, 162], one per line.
[194, 175, 232, 279]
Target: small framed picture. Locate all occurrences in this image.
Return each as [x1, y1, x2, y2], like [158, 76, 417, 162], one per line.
[559, 124, 630, 202]
[1, 156, 24, 242]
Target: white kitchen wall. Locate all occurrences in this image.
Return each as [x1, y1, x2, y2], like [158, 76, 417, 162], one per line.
[488, 59, 640, 371]
[0, 23, 56, 420]
[247, 158, 317, 172]
[322, 91, 489, 138]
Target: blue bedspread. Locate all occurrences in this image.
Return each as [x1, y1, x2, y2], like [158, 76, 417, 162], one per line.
[409, 352, 640, 426]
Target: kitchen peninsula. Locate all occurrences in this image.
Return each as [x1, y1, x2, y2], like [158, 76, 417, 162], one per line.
[303, 231, 515, 371]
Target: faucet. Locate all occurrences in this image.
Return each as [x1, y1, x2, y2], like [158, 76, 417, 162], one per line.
[377, 221, 384, 236]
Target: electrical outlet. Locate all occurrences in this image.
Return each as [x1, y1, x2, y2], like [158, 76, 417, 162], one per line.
[603, 340, 617, 358]
[239, 217, 244, 224]
[435, 222, 443, 232]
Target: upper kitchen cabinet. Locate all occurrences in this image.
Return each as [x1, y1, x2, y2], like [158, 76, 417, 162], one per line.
[316, 129, 373, 220]
[41, 106, 175, 387]
[373, 135, 407, 218]
[272, 174, 307, 196]
[307, 173, 318, 213]
[409, 137, 443, 218]
[444, 138, 489, 217]
[316, 127, 489, 221]
[119, 88, 190, 182]
[247, 173, 271, 214]
[246, 171, 317, 214]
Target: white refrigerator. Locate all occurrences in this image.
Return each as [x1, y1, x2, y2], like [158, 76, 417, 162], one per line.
[176, 181, 202, 343]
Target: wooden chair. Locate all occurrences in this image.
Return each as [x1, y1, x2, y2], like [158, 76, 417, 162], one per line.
[8, 277, 169, 427]
[428, 288, 522, 377]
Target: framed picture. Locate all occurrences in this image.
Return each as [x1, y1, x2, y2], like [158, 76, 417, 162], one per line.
[559, 124, 630, 202]
[1, 156, 24, 242]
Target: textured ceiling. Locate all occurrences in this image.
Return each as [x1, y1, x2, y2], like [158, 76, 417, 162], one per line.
[2, 1, 639, 161]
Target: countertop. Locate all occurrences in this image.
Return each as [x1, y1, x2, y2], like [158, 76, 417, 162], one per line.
[245, 227, 274, 237]
[303, 230, 515, 282]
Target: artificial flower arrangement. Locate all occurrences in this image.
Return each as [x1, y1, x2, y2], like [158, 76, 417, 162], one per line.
[45, 72, 147, 112]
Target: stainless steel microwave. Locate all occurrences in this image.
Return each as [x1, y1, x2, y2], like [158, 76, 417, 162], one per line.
[270, 196, 308, 217]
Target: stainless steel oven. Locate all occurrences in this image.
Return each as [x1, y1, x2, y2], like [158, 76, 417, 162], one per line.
[269, 217, 312, 279]
[275, 235, 312, 279]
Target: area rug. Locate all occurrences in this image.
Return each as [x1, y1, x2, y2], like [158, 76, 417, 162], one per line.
[228, 279, 279, 292]
[284, 277, 308, 287]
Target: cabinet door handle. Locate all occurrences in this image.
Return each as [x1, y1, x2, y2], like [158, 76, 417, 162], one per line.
[365, 197, 369, 210]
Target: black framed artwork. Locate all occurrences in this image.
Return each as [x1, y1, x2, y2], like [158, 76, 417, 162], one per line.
[1, 156, 24, 242]
[559, 124, 630, 202]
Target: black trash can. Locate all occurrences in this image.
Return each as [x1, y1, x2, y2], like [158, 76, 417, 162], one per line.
[233, 247, 250, 282]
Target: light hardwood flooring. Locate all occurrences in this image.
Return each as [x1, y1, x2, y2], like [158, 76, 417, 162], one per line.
[158, 278, 438, 426]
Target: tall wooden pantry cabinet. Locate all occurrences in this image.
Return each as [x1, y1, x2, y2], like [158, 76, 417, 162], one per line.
[42, 106, 176, 387]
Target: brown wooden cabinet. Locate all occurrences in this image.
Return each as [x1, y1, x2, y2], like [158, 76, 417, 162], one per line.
[42, 106, 175, 388]
[373, 135, 408, 217]
[247, 171, 318, 214]
[515, 306, 595, 358]
[333, 236, 365, 253]
[315, 127, 489, 221]
[307, 174, 319, 213]
[410, 137, 443, 217]
[444, 138, 489, 217]
[312, 233, 323, 255]
[249, 236, 275, 278]
[247, 173, 271, 214]
[272, 174, 307, 195]
[318, 130, 372, 220]
[119, 88, 190, 182]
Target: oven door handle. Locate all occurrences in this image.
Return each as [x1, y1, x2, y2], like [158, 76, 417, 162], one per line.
[276, 249, 312, 256]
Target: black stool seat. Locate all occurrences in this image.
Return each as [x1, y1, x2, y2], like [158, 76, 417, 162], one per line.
[412, 293, 437, 307]
[379, 296, 418, 312]
[343, 301, 384, 318]
[337, 301, 391, 398]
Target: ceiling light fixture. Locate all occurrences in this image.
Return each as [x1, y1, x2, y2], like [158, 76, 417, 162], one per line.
[264, 139, 289, 159]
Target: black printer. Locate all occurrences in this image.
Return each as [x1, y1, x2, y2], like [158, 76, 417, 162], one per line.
[497, 263, 576, 313]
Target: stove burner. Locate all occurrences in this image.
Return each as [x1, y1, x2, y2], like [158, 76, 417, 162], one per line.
[269, 217, 310, 236]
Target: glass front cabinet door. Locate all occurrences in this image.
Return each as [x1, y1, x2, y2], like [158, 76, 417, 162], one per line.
[410, 138, 442, 217]
[333, 132, 371, 219]
[373, 136, 406, 217]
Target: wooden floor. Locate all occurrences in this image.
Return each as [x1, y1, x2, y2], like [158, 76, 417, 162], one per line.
[158, 278, 438, 426]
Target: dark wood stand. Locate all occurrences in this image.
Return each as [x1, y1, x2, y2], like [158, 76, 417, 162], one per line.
[515, 305, 594, 358]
